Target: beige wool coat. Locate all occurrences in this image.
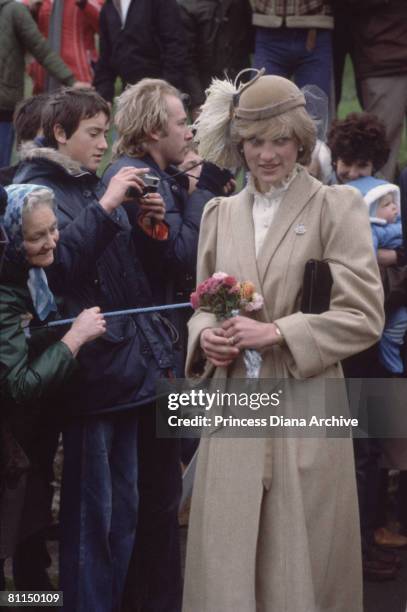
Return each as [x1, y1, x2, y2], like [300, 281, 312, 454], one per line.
[182, 168, 385, 612]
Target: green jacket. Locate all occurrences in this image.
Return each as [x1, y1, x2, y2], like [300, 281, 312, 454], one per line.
[0, 0, 74, 113]
[0, 262, 76, 447]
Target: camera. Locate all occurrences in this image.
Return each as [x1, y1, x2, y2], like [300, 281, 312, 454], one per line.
[125, 174, 160, 199]
[142, 174, 160, 196]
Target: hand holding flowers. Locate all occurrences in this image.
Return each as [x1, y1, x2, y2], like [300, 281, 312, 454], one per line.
[221, 316, 281, 351]
[191, 272, 275, 376]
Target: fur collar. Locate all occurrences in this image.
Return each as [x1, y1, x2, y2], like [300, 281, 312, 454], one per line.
[19, 142, 90, 178]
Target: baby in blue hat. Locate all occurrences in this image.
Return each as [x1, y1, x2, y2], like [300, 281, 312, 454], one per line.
[349, 176, 405, 374]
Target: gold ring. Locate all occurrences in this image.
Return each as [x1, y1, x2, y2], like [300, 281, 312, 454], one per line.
[229, 336, 236, 345]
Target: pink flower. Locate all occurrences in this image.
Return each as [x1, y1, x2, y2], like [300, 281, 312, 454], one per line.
[206, 277, 222, 294]
[191, 272, 264, 319]
[212, 271, 228, 280]
[245, 293, 264, 312]
[228, 284, 241, 294]
[190, 291, 199, 309]
[223, 275, 237, 287]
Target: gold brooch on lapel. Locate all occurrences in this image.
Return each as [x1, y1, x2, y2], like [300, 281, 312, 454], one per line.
[294, 224, 306, 235]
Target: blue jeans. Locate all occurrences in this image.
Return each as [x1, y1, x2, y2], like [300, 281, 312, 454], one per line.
[379, 306, 407, 374]
[60, 411, 140, 612]
[0, 122, 14, 167]
[254, 27, 333, 99]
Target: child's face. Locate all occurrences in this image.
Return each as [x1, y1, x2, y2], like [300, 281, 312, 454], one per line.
[336, 158, 373, 183]
[376, 194, 398, 223]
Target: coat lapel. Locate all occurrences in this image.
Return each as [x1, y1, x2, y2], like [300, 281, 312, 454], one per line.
[257, 170, 322, 284]
[229, 188, 263, 295]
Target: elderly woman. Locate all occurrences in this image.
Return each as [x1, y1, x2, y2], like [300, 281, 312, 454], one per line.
[182, 75, 384, 611]
[0, 184, 105, 587]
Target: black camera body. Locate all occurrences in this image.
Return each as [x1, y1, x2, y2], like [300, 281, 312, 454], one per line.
[126, 174, 160, 199]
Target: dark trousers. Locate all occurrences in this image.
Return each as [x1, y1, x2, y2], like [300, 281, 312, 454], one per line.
[343, 345, 384, 555]
[60, 411, 140, 612]
[121, 405, 182, 612]
[353, 438, 382, 554]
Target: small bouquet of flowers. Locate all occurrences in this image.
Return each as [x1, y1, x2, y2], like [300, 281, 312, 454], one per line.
[190, 272, 264, 377]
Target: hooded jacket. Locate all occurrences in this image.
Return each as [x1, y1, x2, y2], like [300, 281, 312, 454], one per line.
[14, 143, 175, 415]
[348, 176, 402, 253]
[0, 0, 74, 115]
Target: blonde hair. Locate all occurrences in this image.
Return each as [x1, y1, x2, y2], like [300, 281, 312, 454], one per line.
[232, 106, 317, 166]
[113, 79, 181, 158]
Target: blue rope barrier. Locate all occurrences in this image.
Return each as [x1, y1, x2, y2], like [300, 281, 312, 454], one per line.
[45, 302, 192, 328]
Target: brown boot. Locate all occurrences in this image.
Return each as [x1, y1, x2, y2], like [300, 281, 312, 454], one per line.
[374, 526, 407, 549]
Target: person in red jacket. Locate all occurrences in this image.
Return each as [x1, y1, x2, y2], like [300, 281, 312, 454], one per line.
[27, 0, 102, 93]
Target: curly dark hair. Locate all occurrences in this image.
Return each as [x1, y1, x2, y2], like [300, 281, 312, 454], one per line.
[328, 112, 390, 172]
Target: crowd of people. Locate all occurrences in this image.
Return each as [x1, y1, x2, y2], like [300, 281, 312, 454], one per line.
[0, 1, 407, 612]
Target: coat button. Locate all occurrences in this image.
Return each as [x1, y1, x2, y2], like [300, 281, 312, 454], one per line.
[83, 190, 91, 197]
[94, 279, 99, 285]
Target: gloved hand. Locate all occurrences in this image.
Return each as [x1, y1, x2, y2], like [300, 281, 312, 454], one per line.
[196, 161, 234, 197]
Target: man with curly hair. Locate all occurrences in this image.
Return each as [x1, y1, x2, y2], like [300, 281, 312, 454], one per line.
[327, 112, 390, 184]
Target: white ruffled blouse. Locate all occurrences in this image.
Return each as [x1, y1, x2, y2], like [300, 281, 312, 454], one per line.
[247, 166, 300, 256]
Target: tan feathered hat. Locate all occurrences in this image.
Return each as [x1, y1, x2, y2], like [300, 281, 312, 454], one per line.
[235, 74, 305, 121]
[195, 70, 306, 169]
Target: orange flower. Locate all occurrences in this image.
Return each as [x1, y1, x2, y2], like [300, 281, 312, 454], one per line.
[240, 281, 255, 300]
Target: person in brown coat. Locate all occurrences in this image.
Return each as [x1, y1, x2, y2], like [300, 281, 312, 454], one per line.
[182, 73, 384, 611]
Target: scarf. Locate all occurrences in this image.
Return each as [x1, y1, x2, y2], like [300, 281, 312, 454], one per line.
[4, 184, 58, 321]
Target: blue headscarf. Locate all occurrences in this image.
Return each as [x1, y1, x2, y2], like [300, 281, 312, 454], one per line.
[4, 184, 58, 321]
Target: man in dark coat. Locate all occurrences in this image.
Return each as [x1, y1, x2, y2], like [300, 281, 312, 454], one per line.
[350, 0, 407, 180]
[93, 0, 187, 103]
[104, 78, 233, 370]
[103, 77, 234, 612]
[14, 88, 182, 612]
[178, 0, 254, 117]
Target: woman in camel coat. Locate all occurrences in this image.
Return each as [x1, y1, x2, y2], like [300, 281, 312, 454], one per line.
[182, 74, 385, 612]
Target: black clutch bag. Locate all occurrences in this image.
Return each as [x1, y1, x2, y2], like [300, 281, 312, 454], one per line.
[300, 259, 333, 314]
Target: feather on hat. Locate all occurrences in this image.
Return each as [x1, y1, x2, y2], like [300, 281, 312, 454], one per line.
[194, 70, 306, 169]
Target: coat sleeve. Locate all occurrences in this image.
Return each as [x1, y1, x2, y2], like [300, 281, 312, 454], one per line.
[185, 197, 222, 379]
[178, 3, 205, 108]
[93, 6, 116, 101]
[47, 201, 122, 291]
[274, 186, 385, 378]
[156, 0, 188, 90]
[0, 288, 76, 405]
[13, 4, 74, 86]
[164, 187, 212, 274]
